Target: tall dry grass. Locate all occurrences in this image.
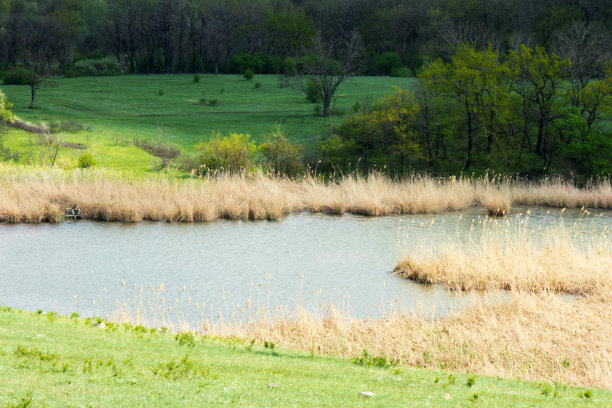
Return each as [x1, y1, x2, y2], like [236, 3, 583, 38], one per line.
[1, 163, 612, 223]
[395, 214, 612, 295]
[109, 286, 612, 389]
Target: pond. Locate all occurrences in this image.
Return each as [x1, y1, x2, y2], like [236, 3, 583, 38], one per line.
[1, 206, 609, 327]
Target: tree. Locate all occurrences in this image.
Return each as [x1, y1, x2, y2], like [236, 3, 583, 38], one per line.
[554, 21, 612, 107]
[195, 132, 258, 174]
[300, 31, 363, 117]
[419, 45, 511, 170]
[0, 90, 14, 123]
[507, 45, 570, 161]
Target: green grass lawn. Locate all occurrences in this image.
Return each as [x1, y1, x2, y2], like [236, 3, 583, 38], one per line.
[0, 307, 608, 407]
[1, 74, 416, 149]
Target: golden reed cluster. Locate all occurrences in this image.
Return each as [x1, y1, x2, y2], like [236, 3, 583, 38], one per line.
[1, 163, 611, 223]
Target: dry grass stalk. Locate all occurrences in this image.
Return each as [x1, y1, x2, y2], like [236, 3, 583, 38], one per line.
[395, 217, 612, 295]
[221, 292, 612, 389]
[2, 164, 612, 223]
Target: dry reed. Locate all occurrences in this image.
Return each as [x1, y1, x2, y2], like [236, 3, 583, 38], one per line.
[109, 286, 612, 389]
[395, 215, 612, 295]
[2, 164, 612, 223]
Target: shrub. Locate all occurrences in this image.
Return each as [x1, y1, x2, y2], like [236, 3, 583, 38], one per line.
[0, 90, 14, 123]
[260, 126, 303, 177]
[254, 82, 261, 89]
[77, 152, 95, 168]
[1, 67, 31, 85]
[243, 69, 254, 80]
[390, 66, 413, 77]
[193, 74, 200, 83]
[282, 57, 297, 76]
[196, 132, 258, 174]
[207, 98, 218, 107]
[158, 88, 165, 95]
[304, 79, 321, 103]
[73, 58, 122, 76]
[370, 52, 403, 76]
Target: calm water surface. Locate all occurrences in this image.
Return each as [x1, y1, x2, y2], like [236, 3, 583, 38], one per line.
[1, 206, 609, 325]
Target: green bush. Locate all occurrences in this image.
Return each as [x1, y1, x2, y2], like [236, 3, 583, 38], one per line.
[193, 74, 200, 83]
[390, 66, 413, 77]
[0, 90, 14, 122]
[243, 69, 254, 80]
[260, 126, 303, 177]
[196, 132, 258, 173]
[1, 67, 33, 85]
[77, 152, 95, 168]
[282, 57, 297, 76]
[304, 79, 321, 103]
[369, 52, 403, 76]
[73, 58, 122, 76]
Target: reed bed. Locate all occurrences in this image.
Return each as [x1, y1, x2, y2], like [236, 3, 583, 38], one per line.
[395, 214, 612, 295]
[108, 286, 612, 389]
[1, 163, 612, 223]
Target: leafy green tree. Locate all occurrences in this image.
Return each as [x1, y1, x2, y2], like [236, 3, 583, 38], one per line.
[419, 45, 511, 170]
[507, 45, 570, 161]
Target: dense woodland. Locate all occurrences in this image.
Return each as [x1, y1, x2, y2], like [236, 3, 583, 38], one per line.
[1, 0, 611, 178]
[1, 0, 611, 75]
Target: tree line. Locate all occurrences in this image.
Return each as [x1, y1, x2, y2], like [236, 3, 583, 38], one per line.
[320, 44, 612, 177]
[1, 0, 611, 76]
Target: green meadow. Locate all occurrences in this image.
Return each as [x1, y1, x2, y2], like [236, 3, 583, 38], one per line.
[2, 74, 415, 147]
[0, 307, 607, 408]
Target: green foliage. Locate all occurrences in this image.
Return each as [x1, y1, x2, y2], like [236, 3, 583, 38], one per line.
[391, 66, 413, 78]
[304, 79, 321, 103]
[72, 58, 122, 77]
[352, 349, 398, 368]
[77, 152, 95, 169]
[370, 52, 403, 76]
[0, 90, 14, 123]
[1, 68, 32, 86]
[193, 74, 200, 83]
[260, 125, 303, 176]
[230, 53, 280, 75]
[158, 88, 165, 95]
[282, 57, 297, 76]
[243, 69, 254, 81]
[196, 132, 258, 173]
[174, 332, 196, 347]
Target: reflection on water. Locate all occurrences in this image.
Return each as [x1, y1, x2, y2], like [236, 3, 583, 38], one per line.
[0, 206, 609, 325]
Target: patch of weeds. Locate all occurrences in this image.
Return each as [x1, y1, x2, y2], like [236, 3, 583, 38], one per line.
[175, 332, 196, 347]
[562, 358, 570, 369]
[254, 82, 261, 89]
[151, 355, 211, 380]
[158, 88, 165, 96]
[352, 349, 397, 369]
[466, 375, 476, 387]
[2, 391, 33, 408]
[193, 74, 200, 83]
[0, 305, 13, 312]
[45, 311, 57, 322]
[445, 374, 456, 386]
[579, 389, 592, 400]
[36, 310, 43, 315]
[264, 341, 275, 350]
[468, 393, 480, 402]
[541, 383, 562, 398]
[246, 339, 255, 351]
[132, 325, 148, 336]
[70, 312, 80, 320]
[207, 98, 218, 107]
[14, 346, 58, 362]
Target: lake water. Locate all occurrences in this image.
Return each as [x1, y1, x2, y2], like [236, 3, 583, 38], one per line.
[1, 206, 609, 327]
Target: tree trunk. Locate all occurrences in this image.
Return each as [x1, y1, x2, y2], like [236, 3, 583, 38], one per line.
[29, 85, 36, 109]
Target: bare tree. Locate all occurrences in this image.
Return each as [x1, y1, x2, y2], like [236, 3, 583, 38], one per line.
[442, 21, 501, 53]
[300, 31, 363, 117]
[554, 21, 612, 106]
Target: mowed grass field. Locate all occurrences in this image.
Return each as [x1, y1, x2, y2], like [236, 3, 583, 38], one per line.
[2, 74, 416, 148]
[0, 307, 608, 407]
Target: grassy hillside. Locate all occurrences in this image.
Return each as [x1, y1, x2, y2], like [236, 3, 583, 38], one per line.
[0, 307, 608, 407]
[2, 75, 416, 148]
